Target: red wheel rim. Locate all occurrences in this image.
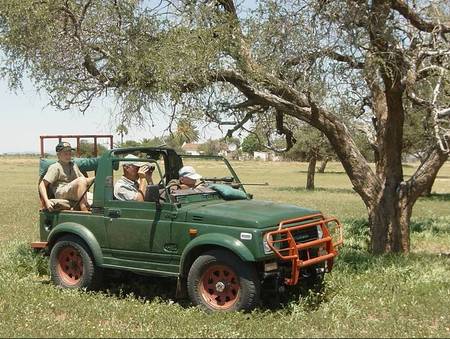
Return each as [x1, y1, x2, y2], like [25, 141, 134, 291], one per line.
[56, 245, 83, 286]
[199, 264, 240, 310]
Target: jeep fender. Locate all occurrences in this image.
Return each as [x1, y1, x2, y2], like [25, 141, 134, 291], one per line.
[179, 233, 255, 275]
[48, 222, 104, 265]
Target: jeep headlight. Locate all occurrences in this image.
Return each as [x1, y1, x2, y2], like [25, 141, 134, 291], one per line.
[317, 225, 323, 239]
[263, 234, 273, 254]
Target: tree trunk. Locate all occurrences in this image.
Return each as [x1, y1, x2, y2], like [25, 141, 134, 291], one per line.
[317, 156, 330, 173]
[420, 184, 433, 197]
[306, 154, 316, 190]
[218, 51, 448, 255]
[419, 161, 439, 197]
[368, 187, 412, 253]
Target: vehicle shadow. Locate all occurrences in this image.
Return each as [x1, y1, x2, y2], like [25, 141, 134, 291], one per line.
[99, 269, 328, 312]
[100, 270, 190, 306]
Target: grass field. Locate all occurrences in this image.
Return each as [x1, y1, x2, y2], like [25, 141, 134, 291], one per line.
[0, 156, 449, 337]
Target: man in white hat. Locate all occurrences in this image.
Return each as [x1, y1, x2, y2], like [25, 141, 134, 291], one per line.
[114, 154, 154, 201]
[177, 165, 202, 188]
[165, 165, 204, 193]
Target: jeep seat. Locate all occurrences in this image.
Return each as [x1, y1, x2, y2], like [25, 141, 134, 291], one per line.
[38, 157, 99, 211]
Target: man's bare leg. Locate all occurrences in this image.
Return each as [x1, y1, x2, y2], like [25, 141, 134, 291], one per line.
[72, 177, 89, 211]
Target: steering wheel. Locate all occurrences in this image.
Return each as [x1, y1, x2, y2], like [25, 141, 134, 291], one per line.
[166, 181, 182, 190]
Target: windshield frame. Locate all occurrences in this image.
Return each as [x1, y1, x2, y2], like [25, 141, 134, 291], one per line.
[180, 154, 246, 194]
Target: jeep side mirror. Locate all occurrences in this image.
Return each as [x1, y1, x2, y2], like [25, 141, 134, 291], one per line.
[144, 185, 160, 205]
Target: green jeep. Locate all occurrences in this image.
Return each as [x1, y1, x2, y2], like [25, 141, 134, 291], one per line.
[33, 146, 343, 312]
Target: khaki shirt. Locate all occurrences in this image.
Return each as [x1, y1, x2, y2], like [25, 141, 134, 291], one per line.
[114, 176, 139, 201]
[43, 161, 84, 195]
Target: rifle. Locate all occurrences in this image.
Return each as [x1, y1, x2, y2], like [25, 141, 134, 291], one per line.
[201, 177, 269, 186]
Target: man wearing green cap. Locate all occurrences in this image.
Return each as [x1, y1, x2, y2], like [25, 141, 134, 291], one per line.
[38, 141, 94, 211]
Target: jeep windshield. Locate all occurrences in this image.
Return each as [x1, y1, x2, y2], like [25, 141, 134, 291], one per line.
[180, 154, 245, 187]
[169, 155, 247, 203]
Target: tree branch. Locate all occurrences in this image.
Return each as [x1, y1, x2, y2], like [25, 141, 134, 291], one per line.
[437, 108, 450, 119]
[217, 0, 237, 19]
[417, 65, 448, 81]
[285, 50, 365, 69]
[225, 111, 254, 138]
[275, 110, 296, 151]
[390, 0, 450, 33]
[407, 91, 431, 108]
[407, 146, 448, 201]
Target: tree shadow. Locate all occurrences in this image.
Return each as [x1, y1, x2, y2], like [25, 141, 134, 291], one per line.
[296, 170, 347, 175]
[419, 193, 450, 201]
[410, 217, 450, 234]
[277, 186, 355, 194]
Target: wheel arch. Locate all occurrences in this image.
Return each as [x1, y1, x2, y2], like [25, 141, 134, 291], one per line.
[179, 233, 255, 278]
[48, 222, 104, 265]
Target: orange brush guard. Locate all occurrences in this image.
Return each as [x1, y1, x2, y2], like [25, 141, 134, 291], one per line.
[265, 213, 343, 285]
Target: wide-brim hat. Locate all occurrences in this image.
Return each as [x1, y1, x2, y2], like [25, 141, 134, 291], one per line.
[121, 154, 144, 167]
[179, 165, 202, 180]
[56, 141, 75, 152]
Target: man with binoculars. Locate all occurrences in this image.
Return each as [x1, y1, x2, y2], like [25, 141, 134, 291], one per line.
[114, 154, 155, 201]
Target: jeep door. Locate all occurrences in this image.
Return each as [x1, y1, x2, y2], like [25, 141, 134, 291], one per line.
[102, 157, 177, 274]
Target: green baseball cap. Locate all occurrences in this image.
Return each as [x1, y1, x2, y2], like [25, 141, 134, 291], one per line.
[56, 141, 75, 152]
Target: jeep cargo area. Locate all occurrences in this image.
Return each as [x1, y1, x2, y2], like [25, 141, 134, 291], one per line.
[32, 146, 343, 312]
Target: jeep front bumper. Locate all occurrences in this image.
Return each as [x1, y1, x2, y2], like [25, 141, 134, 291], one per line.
[264, 213, 343, 285]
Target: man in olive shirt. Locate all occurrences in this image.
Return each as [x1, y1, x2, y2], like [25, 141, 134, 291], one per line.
[39, 142, 94, 211]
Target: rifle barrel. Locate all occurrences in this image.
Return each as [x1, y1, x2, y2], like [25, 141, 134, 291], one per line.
[234, 182, 269, 186]
[202, 178, 269, 186]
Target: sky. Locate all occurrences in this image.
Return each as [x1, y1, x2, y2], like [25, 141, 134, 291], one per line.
[0, 0, 259, 154]
[0, 78, 225, 154]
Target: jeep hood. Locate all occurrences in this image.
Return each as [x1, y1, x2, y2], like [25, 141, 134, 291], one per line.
[183, 199, 320, 229]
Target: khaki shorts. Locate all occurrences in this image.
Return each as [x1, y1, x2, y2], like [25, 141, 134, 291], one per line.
[54, 182, 79, 201]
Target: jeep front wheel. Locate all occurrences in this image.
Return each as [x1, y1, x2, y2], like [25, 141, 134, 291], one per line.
[49, 235, 102, 290]
[187, 249, 260, 312]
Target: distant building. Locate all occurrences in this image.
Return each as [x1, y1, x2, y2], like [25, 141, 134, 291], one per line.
[181, 142, 204, 155]
[253, 151, 282, 161]
[253, 151, 269, 161]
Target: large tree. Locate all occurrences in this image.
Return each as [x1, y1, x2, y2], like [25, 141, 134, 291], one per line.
[0, 0, 449, 253]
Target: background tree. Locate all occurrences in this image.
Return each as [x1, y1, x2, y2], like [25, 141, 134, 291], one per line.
[164, 118, 200, 152]
[118, 140, 140, 148]
[286, 126, 335, 189]
[140, 137, 166, 147]
[78, 139, 108, 157]
[198, 138, 227, 156]
[0, 0, 449, 253]
[115, 124, 129, 146]
[241, 134, 264, 155]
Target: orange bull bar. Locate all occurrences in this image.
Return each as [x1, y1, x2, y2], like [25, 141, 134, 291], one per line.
[265, 213, 343, 285]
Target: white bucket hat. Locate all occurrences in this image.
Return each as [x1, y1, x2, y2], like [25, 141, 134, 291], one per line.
[179, 165, 202, 180]
[121, 154, 144, 167]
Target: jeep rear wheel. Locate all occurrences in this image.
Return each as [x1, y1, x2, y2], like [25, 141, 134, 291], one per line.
[50, 235, 102, 290]
[187, 249, 260, 312]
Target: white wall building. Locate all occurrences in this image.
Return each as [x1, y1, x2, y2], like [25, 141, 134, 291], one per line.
[181, 142, 203, 155]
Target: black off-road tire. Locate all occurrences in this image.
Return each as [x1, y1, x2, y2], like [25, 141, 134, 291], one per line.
[187, 249, 260, 312]
[49, 234, 102, 290]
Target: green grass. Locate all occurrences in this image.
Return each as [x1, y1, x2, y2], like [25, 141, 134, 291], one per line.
[0, 157, 449, 337]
